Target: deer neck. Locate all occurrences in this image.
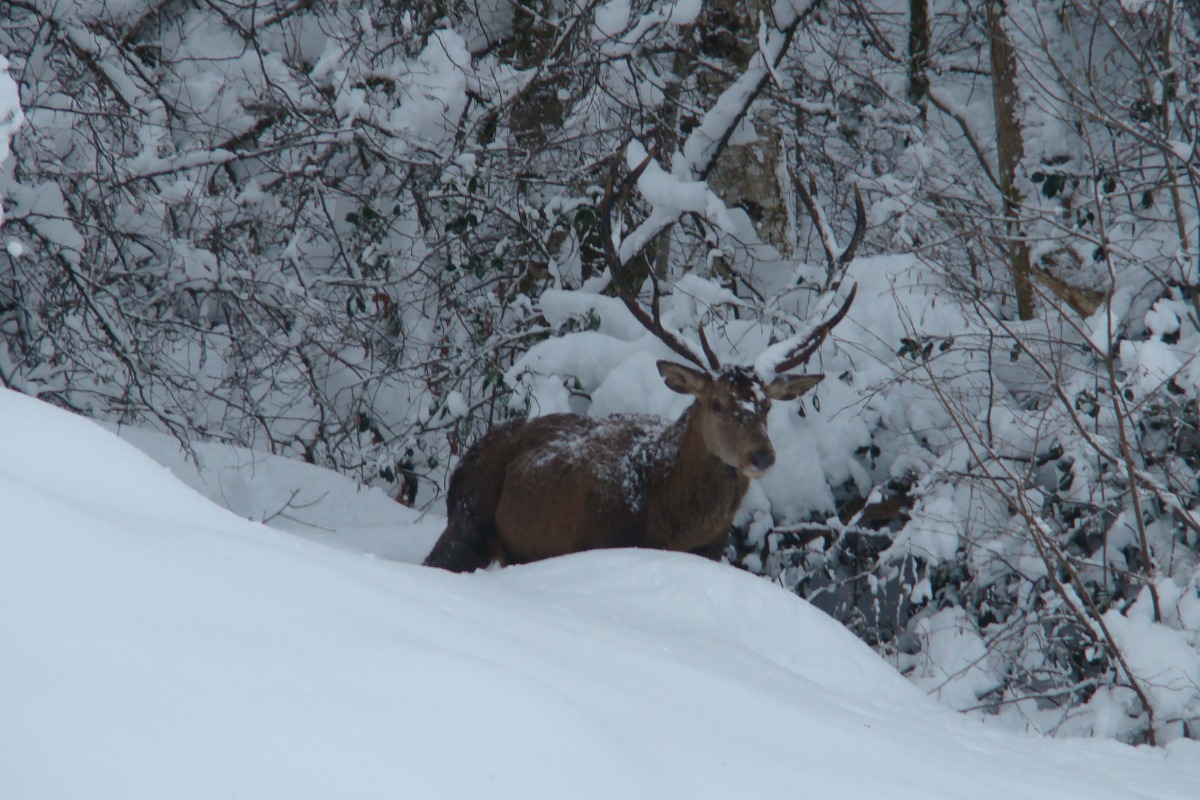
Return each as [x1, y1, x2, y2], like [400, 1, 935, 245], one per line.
[645, 405, 748, 551]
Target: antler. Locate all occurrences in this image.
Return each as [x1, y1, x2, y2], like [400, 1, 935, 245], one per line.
[770, 163, 863, 375]
[599, 153, 721, 372]
[791, 170, 867, 289]
[771, 283, 858, 375]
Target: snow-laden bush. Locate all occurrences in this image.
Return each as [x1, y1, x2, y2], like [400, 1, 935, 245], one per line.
[0, 3, 495, 483]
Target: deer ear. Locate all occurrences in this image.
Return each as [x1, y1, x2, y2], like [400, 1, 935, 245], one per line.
[657, 360, 711, 396]
[767, 373, 824, 400]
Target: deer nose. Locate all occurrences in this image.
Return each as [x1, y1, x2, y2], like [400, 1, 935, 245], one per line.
[749, 447, 775, 472]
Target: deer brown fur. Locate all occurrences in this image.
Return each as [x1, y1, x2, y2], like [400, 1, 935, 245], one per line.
[423, 362, 822, 572]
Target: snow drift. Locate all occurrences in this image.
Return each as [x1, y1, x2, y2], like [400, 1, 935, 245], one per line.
[2, 387, 1199, 799]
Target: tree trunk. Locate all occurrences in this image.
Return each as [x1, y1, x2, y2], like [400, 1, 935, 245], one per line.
[908, 0, 931, 118]
[698, 0, 792, 256]
[986, 0, 1036, 320]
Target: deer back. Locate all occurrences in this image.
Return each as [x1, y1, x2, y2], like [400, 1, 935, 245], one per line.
[487, 412, 677, 563]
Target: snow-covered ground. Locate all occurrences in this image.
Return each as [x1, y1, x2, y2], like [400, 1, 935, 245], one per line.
[3, 386, 1200, 799]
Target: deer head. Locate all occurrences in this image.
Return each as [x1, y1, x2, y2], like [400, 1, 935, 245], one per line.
[657, 361, 824, 477]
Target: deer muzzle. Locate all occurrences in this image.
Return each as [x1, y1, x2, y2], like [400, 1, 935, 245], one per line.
[744, 446, 776, 476]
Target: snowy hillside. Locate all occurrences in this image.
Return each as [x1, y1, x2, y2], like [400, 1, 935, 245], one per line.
[3, 388, 1200, 799]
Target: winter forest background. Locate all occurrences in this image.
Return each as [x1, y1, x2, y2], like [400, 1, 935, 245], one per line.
[1, 0, 1199, 745]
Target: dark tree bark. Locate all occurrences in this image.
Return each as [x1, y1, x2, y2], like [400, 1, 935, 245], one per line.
[986, 0, 1036, 320]
[908, 0, 931, 118]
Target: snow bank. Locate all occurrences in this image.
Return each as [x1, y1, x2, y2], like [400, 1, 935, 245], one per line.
[3, 388, 1200, 799]
[106, 422, 441, 564]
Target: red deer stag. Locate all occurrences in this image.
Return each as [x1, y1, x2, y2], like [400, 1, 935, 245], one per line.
[424, 159, 858, 572]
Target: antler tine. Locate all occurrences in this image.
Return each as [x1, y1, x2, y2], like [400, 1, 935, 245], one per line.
[791, 168, 868, 291]
[697, 321, 721, 371]
[837, 186, 867, 271]
[599, 151, 714, 372]
[772, 283, 858, 375]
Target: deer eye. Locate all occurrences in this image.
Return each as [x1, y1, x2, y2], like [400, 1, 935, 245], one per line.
[711, 400, 724, 413]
